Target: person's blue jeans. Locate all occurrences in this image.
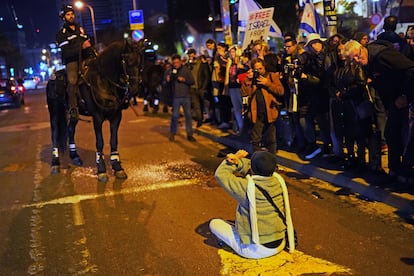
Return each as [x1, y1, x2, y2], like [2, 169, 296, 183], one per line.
[170, 97, 193, 136]
[229, 87, 244, 131]
[299, 113, 316, 144]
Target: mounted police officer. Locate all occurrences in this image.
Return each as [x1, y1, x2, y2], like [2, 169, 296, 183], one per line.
[56, 4, 96, 119]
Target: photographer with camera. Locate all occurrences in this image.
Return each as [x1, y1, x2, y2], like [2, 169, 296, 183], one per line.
[241, 58, 285, 153]
[166, 54, 196, 142]
[284, 34, 330, 160]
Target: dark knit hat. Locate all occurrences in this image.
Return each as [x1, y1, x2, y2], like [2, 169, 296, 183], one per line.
[251, 151, 278, 176]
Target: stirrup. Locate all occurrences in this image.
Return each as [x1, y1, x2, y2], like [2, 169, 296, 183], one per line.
[69, 107, 79, 119]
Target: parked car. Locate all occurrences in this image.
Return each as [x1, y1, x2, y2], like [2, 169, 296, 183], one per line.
[0, 78, 25, 108]
[23, 76, 40, 90]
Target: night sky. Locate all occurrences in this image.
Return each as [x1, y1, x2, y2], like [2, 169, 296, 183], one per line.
[0, 0, 219, 47]
[0, 0, 59, 47]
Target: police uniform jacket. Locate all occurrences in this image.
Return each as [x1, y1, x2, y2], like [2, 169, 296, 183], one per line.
[56, 22, 92, 65]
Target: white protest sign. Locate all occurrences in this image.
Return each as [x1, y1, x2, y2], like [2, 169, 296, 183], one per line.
[242, 7, 274, 50]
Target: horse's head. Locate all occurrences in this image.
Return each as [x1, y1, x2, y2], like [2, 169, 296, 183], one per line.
[120, 39, 143, 97]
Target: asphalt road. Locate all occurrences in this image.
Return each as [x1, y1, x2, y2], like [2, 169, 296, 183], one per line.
[0, 90, 413, 275]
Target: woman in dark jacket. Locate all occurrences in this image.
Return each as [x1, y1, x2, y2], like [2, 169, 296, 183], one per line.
[332, 60, 372, 169]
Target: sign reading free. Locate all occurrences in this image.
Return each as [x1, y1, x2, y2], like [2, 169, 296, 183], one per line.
[129, 10, 144, 30]
[242, 8, 274, 50]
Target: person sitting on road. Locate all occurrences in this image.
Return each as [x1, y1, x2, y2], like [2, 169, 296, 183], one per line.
[210, 149, 295, 259]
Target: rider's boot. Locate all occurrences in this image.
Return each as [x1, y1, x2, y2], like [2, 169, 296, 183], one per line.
[67, 84, 79, 120]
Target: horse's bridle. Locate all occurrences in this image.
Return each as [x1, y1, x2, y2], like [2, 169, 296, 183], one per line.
[102, 40, 143, 106]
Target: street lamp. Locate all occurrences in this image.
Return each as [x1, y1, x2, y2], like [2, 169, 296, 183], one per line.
[208, 14, 216, 40]
[74, 1, 97, 46]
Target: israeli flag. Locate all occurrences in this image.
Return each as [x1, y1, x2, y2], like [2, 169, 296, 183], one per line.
[299, 0, 322, 38]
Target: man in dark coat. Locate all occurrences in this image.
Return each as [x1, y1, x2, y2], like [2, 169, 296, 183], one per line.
[343, 39, 414, 182]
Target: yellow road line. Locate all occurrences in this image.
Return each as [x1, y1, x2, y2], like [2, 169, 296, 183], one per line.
[218, 248, 353, 275]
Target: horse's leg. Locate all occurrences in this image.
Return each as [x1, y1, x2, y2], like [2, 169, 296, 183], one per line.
[109, 111, 127, 179]
[47, 89, 62, 174]
[143, 85, 150, 112]
[51, 147, 60, 174]
[67, 116, 83, 166]
[49, 110, 61, 174]
[151, 84, 161, 114]
[93, 115, 108, 182]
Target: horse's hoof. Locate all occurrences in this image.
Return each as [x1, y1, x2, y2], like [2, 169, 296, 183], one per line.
[71, 156, 83, 166]
[97, 173, 109, 183]
[51, 165, 60, 174]
[114, 170, 127, 179]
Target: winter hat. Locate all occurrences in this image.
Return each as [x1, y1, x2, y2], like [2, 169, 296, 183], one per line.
[305, 33, 325, 47]
[251, 151, 278, 176]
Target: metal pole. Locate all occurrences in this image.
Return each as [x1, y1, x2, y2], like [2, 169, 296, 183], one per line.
[86, 4, 97, 46]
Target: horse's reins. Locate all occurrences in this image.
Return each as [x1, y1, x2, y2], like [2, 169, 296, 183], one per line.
[79, 40, 142, 117]
[86, 54, 132, 113]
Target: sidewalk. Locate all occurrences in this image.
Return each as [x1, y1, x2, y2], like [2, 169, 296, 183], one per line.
[194, 123, 414, 215]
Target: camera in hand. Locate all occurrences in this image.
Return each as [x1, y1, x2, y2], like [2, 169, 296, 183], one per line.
[171, 68, 178, 80]
[283, 60, 303, 79]
[252, 69, 263, 86]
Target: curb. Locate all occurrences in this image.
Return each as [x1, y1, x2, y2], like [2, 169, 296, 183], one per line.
[195, 127, 414, 215]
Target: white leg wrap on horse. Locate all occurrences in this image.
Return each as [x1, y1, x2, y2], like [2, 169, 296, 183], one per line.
[69, 143, 76, 151]
[96, 152, 104, 162]
[110, 152, 120, 161]
[52, 147, 59, 158]
[154, 99, 159, 105]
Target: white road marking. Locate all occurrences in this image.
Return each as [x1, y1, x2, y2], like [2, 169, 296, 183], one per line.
[27, 144, 46, 275]
[22, 179, 199, 209]
[72, 201, 85, 226]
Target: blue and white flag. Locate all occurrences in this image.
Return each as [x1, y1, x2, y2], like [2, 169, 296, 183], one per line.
[299, 0, 322, 39]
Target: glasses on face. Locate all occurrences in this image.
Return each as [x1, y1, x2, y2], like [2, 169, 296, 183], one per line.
[284, 45, 293, 49]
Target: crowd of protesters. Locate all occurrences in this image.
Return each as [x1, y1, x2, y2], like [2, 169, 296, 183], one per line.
[149, 15, 414, 184]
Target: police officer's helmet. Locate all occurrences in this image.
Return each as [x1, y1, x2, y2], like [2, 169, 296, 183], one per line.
[59, 5, 75, 19]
